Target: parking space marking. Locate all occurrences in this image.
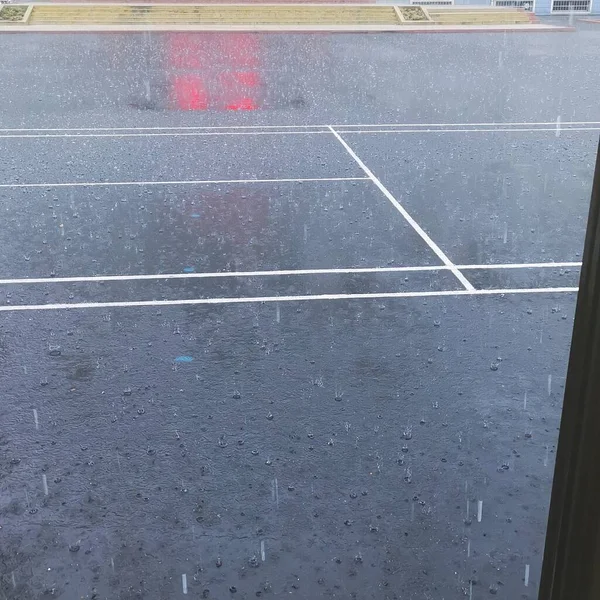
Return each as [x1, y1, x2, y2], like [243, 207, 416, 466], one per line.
[328, 126, 475, 292]
[0, 176, 368, 189]
[0, 287, 579, 313]
[0, 262, 581, 286]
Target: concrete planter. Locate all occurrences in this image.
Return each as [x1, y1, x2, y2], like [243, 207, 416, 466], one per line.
[394, 4, 433, 20]
[0, 4, 33, 23]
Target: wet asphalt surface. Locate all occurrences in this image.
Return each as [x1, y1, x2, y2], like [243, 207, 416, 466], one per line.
[1, 23, 600, 600]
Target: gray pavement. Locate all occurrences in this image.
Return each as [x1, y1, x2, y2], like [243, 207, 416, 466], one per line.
[0, 25, 599, 600]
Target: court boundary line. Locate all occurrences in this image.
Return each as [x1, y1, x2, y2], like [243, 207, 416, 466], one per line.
[328, 125, 475, 292]
[460, 261, 581, 270]
[0, 131, 331, 139]
[0, 287, 579, 313]
[0, 262, 581, 286]
[0, 119, 598, 133]
[0, 176, 368, 189]
[339, 127, 600, 135]
[1, 126, 599, 139]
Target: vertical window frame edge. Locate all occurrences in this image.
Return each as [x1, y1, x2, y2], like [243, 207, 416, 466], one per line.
[539, 138, 600, 600]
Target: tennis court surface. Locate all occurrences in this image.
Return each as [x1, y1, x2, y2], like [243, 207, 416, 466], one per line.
[1, 28, 600, 600]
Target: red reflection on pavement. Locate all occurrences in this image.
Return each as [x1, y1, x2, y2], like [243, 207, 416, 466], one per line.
[225, 97, 258, 111]
[167, 33, 262, 111]
[221, 70, 259, 111]
[171, 75, 208, 111]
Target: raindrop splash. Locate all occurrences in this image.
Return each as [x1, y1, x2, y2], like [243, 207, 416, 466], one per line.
[182, 573, 188, 595]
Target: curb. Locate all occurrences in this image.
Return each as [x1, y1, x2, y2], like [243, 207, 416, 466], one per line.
[0, 25, 576, 33]
[0, 23, 576, 31]
[0, 25, 577, 34]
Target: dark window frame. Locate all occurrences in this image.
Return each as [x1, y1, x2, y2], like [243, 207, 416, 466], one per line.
[539, 139, 600, 600]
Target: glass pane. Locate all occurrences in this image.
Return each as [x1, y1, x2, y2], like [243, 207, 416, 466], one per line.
[1, 16, 598, 600]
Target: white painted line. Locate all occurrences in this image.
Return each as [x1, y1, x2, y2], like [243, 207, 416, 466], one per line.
[525, 564, 530, 587]
[0, 287, 579, 312]
[1, 126, 599, 139]
[477, 500, 483, 523]
[33, 408, 39, 429]
[457, 261, 582, 270]
[334, 120, 600, 129]
[0, 120, 598, 133]
[0, 261, 581, 286]
[0, 131, 331, 139]
[0, 176, 368, 189]
[0, 265, 445, 285]
[0, 125, 327, 132]
[328, 126, 475, 292]
[338, 127, 600, 135]
[42, 474, 48, 496]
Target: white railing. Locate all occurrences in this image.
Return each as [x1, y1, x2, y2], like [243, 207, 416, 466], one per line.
[551, 0, 591, 11]
[494, 0, 534, 10]
[410, 0, 454, 5]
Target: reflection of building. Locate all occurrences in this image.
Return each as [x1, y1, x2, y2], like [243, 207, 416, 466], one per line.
[167, 33, 263, 111]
